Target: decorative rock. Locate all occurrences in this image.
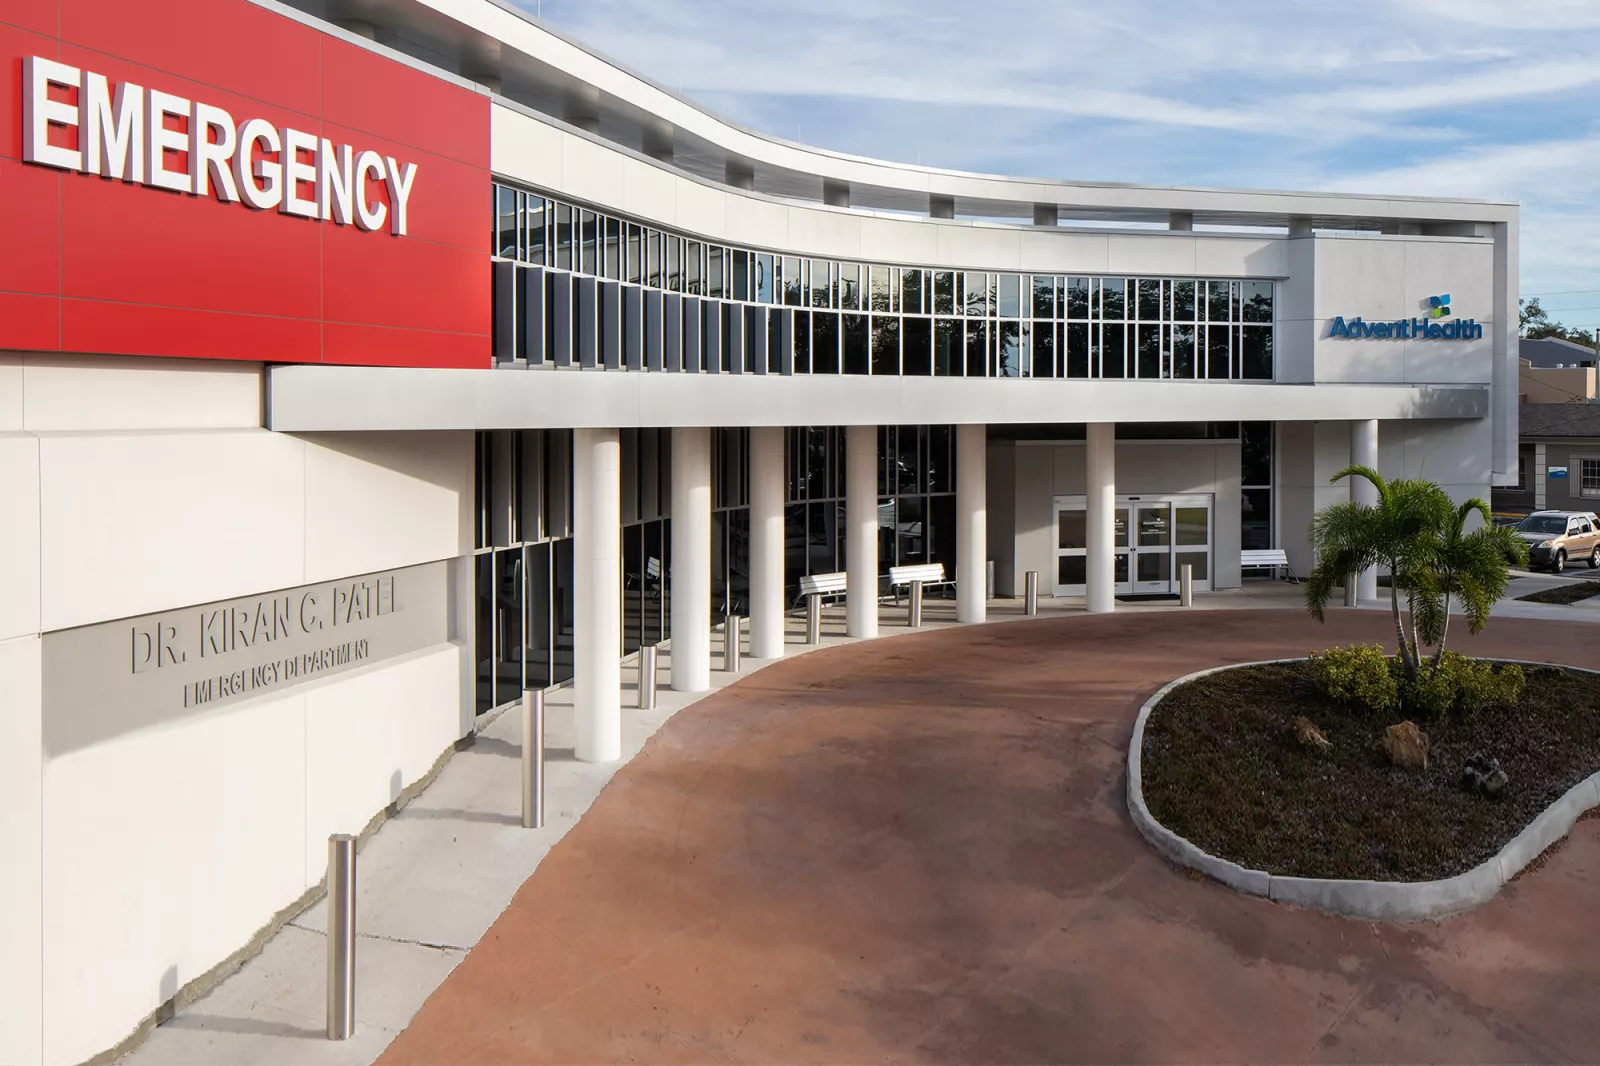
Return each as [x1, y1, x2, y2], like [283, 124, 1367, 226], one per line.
[1382, 720, 1429, 771]
[1294, 715, 1332, 752]
[1462, 753, 1509, 797]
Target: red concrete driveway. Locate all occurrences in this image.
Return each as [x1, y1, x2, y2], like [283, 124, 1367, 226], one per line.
[381, 609, 1600, 1064]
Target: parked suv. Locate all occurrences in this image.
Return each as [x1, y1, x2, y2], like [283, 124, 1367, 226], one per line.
[1514, 510, 1600, 572]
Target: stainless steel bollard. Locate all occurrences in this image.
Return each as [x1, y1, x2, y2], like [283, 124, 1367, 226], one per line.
[908, 580, 924, 628]
[1024, 571, 1039, 616]
[1344, 572, 1358, 608]
[522, 688, 544, 830]
[638, 645, 658, 709]
[806, 594, 822, 644]
[326, 834, 356, 1040]
[1180, 563, 1194, 608]
[724, 612, 741, 672]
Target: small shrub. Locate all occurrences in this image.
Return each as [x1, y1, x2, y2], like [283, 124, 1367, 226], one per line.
[1310, 644, 1399, 712]
[1448, 654, 1525, 713]
[1401, 652, 1525, 717]
[1403, 666, 1455, 718]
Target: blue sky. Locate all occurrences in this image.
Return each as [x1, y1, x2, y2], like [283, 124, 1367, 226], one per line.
[521, 0, 1600, 333]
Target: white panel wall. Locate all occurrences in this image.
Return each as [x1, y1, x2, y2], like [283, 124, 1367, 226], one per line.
[0, 356, 476, 1066]
[1310, 235, 1495, 386]
[40, 646, 461, 1066]
[0, 354, 24, 430]
[986, 446, 1016, 597]
[38, 430, 310, 631]
[490, 105, 1288, 280]
[0, 434, 41, 642]
[1276, 421, 1358, 576]
[43, 685, 309, 1066]
[1377, 418, 1494, 509]
[0, 636, 43, 1066]
[299, 431, 474, 582]
[1012, 446, 1052, 599]
[16, 354, 261, 431]
[301, 647, 463, 880]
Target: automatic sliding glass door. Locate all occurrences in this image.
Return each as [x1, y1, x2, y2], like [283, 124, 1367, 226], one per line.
[1053, 494, 1211, 597]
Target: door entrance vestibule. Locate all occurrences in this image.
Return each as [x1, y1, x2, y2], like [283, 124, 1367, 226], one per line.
[1053, 494, 1212, 598]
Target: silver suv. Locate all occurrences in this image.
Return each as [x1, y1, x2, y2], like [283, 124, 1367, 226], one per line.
[1514, 510, 1600, 573]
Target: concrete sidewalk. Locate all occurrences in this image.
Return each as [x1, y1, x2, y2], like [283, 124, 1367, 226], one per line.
[115, 582, 1600, 1065]
[115, 597, 979, 1065]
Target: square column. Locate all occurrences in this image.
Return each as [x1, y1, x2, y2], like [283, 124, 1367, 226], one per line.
[748, 426, 786, 659]
[957, 423, 986, 624]
[574, 428, 621, 762]
[1086, 423, 1116, 614]
[1351, 419, 1379, 602]
[671, 427, 712, 691]
[846, 424, 879, 638]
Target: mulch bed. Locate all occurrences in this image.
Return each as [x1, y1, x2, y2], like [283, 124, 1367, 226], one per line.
[1140, 660, 1600, 882]
[1516, 581, 1600, 605]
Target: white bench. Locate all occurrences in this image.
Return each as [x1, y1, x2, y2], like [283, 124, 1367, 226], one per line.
[798, 572, 847, 644]
[798, 571, 848, 601]
[888, 563, 944, 588]
[1241, 549, 1296, 583]
[889, 563, 944, 628]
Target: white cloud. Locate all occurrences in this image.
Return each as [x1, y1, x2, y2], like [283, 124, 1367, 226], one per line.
[526, 0, 1600, 304]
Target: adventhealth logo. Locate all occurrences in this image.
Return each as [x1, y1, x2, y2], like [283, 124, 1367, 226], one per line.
[1329, 294, 1482, 341]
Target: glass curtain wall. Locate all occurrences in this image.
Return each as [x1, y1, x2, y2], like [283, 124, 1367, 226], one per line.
[878, 425, 957, 595]
[712, 428, 751, 617]
[474, 429, 575, 715]
[783, 425, 957, 600]
[620, 428, 670, 657]
[492, 182, 1275, 381]
[1241, 421, 1274, 557]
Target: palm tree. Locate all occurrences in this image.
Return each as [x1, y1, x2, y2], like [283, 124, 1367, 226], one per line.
[1303, 466, 1524, 680]
[1410, 500, 1526, 672]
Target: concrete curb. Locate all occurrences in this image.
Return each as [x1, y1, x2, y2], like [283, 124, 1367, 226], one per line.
[1127, 658, 1600, 922]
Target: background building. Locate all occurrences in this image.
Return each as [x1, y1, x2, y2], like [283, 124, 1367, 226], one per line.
[0, 0, 1518, 1061]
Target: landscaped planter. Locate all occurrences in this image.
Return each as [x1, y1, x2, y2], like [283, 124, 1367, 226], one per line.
[1127, 659, 1600, 921]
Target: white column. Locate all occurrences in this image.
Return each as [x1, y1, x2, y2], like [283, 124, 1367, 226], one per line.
[573, 428, 621, 763]
[1351, 419, 1379, 602]
[749, 426, 786, 659]
[671, 427, 712, 692]
[1086, 422, 1116, 614]
[956, 423, 987, 624]
[846, 424, 879, 638]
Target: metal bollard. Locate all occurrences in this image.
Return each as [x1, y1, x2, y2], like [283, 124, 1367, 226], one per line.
[1180, 563, 1194, 608]
[1024, 571, 1039, 616]
[806, 594, 822, 644]
[908, 580, 924, 628]
[724, 612, 742, 672]
[326, 834, 356, 1040]
[522, 688, 544, 830]
[638, 645, 658, 709]
[1344, 572, 1358, 608]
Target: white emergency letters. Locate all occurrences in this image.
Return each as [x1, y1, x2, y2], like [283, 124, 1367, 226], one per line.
[22, 55, 419, 236]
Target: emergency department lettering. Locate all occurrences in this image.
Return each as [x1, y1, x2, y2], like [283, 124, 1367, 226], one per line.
[21, 55, 419, 235]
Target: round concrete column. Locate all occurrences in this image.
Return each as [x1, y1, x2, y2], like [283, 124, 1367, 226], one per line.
[748, 426, 786, 659]
[846, 424, 879, 639]
[573, 428, 621, 763]
[1086, 423, 1116, 614]
[671, 427, 712, 692]
[956, 423, 987, 624]
[1351, 419, 1380, 602]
